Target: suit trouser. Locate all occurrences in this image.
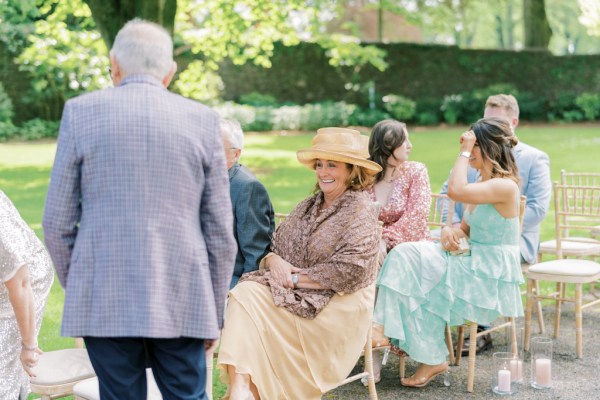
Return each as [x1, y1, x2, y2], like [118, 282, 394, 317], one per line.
[84, 337, 207, 400]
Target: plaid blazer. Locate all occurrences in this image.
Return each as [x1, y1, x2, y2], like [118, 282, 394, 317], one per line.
[43, 75, 236, 339]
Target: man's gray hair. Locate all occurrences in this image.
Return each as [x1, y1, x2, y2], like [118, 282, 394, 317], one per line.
[110, 19, 174, 80]
[220, 119, 244, 150]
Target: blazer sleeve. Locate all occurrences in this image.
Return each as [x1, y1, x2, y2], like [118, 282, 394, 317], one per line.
[42, 102, 82, 288]
[199, 116, 237, 329]
[522, 151, 552, 230]
[235, 180, 274, 276]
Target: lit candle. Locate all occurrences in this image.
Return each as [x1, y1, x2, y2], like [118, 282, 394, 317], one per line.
[509, 359, 523, 382]
[535, 358, 552, 386]
[498, 369, 511, 392]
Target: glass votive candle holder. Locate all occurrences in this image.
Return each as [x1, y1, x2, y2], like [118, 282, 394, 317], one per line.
[505, 323, 524, 384]
[492, 352, 518, 396]
[530, 336, 553, 390]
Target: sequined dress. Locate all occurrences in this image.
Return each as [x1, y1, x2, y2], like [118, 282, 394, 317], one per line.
[374, 202, 524, 365]
[0, 190, 54, 399]
[368, 161, 431, 252]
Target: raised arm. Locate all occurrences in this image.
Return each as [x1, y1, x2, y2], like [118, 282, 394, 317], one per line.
[447, 130, 516, 206]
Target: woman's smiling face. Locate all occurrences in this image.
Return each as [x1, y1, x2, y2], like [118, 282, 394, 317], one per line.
[315, 159, 351, 201]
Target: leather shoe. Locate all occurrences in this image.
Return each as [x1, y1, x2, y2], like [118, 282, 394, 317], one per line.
[460, 333, 492, 356]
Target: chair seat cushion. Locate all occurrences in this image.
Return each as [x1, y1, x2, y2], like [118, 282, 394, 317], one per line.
[30, 348, 96, 386]
[72, 369, 163, 399]
[529, 259, 600, 277]
[539, 237, 600, 255]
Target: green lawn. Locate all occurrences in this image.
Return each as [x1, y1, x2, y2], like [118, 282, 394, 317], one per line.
[2, 123, 599, 398]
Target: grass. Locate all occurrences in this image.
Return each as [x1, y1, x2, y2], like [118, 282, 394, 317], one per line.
[2, 123, 599, 398]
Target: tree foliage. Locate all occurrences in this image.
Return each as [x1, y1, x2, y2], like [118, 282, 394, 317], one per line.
[578, 0, 600, 36]
[14, 0, 109, 119]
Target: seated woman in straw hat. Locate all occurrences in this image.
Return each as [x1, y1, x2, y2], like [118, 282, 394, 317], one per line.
[217, 127, 382, 400]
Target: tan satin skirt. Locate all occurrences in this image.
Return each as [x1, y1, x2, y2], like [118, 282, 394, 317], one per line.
[217, 281, 374, 400]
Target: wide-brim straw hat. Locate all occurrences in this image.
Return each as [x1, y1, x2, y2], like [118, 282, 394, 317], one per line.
[296, 127, 382, 175]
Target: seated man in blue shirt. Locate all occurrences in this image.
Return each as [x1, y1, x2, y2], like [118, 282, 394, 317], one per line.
[220, 119, 275, 288]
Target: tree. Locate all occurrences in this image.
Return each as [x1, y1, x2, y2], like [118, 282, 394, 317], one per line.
[82, 0, 177, 48]
[523, 0, 552, 49]
[578, 0, 600, 36]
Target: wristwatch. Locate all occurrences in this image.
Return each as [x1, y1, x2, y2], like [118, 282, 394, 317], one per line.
[291, 274, 299, 289]
[459, 151, 471, 159]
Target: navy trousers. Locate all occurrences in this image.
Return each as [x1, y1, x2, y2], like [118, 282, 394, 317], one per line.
[84, 337, 207, 400]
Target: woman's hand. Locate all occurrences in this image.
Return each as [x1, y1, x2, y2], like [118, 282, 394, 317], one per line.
[440, 226, 461, 252]
[459, 130, 476, 153]
[20, 345, 42, 377]
[266, 254, 295, 288]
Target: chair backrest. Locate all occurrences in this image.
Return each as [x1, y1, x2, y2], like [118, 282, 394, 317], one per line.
[561, 169, 600, 187]
[429, 193, 455, 230]
[552, 181, 600, 258]
[275, 212, 288, 227]
[519, 195, 526, 234]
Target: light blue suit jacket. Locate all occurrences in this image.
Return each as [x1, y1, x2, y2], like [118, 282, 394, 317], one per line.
[228, 163, 274, 288]
[43, 75, 236, 339]
[440, 141, 551, 264]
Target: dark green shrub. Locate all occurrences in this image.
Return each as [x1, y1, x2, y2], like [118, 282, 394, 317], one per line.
[0, 83, 14, 123]
[18, 119, 60, 140]
[440, 94, 463, 124]
[416, 112, 439, 126]
[575, 93, 600, 121]
[348, 108, 391, 127]
[382, 94, 416, 121]
[238, 92, 279, 107]
[547, 93, 579, 122]
[0, 121, 16, 142]
[516, 92, 546, 121]
[415, 98, 442, 125]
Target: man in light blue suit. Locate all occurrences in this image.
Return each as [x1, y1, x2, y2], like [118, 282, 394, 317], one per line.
[220, 119, 274, 288]
[43, 20, 236, 400]
[440, 94, 551, 353]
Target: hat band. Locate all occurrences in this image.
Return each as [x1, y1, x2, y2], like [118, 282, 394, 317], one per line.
[311, 144, 368, 159]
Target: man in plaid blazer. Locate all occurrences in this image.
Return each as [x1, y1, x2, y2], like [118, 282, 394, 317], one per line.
[43, 19, 236, 399]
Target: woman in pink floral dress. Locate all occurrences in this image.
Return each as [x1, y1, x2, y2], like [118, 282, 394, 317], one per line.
[366, 119, 432, 382]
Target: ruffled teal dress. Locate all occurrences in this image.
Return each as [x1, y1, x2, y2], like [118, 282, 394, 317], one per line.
[373, 203, 524, 365]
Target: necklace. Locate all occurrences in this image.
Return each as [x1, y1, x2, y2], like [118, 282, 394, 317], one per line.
[383, 166, 399, 183]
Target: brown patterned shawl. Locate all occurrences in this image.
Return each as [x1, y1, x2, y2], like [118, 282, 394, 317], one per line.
[240, 189, 379, 319]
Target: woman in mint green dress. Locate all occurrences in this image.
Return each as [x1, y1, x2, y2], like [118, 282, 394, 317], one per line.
[372, 117, 524, 388]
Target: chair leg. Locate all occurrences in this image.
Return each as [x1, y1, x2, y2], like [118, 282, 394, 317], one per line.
[445, 324, 455, 366]
[553, 282, 563, 338]
[524, 279, 534, 352]
[534, 280, 545, 334]
[505, 317, 517, 355]
[575, 283, 583, 359]
[467, 322, 477, 393]
[399, 355, 406, 380]
[455, 325, 465, 366]
[363, 325, 378, 400]
[206, 352, 213, 400]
